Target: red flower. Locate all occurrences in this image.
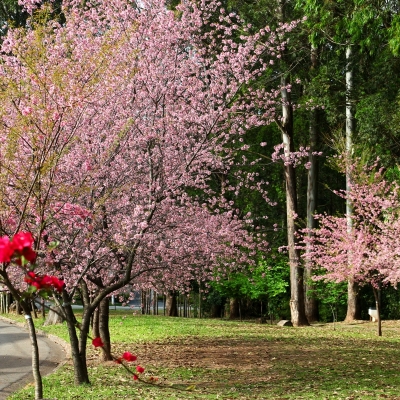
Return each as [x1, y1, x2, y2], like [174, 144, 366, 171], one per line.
[24, 271, 36, 283]
[11, 232, 37, 265]
[122, 352, 137, 362]
[21, 246, 37, 263]
[92, 337, 104, 348]
[12, 232, 34, 251]
[114, 357, 123, 364]
[40, 275, 53, 285]
[24, 272, 41, 291]
[0, 232, 37, 264]
[49, 276, 64, 292]
[0, 236, 13, 263]
[41, 275, 64, 292]
[31, 281, 41, 291]
[136, 365, 145, 373]
[25, 273, 64, 293]
[132, 374, 138, 381]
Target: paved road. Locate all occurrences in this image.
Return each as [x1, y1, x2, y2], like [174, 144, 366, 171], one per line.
[0, 319, 66, 399]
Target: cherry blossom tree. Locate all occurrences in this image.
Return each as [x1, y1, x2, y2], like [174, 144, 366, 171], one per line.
[302, 165, 400, 336]
[0, 0, 300, 384]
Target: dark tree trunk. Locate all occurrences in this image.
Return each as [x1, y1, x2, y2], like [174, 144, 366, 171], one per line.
[305, 44, 319, 324]
[99, 297, 112, 361]
[275, 0, 309, 327]
[141, 290, 146, 315]
[31, 299, 38, 319]
[78, 307, 93, 380]
[153, 291, 158, 315]
[166, 291, 178, 316]
[163, 295, 166, 316]
[304, 282, 319, 323]
[62, 290, 90, 385]
[277, 73, 309, 327]
[229, 298, 239, 319]
[41, 297, 45, 319]
[344, 45, 360, 323]
[210, 304, 221, 318]
[147, 289, 151, 314]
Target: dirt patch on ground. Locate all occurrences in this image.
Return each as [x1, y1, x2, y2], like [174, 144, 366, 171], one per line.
[87, 320, 400, 371]
[133, 337, 272, 370]
[88, 336, 275, 372]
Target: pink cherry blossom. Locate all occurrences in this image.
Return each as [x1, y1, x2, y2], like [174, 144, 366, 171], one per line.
[0, 0, 301, 377]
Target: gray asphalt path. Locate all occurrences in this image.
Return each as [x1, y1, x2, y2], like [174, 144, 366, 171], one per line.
[0, 319, 66, 399]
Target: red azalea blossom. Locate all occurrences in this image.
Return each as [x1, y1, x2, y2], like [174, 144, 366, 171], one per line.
[24, 272, 42, 290]
[0, 236, 14, 263]
[25, 271, 36, 280]
[25, 273, 64, 293]
[136, 365, 145, 373]
[49, 276, 64, 292]
[12, 232, 34, 251]
[92, 337, 104, 348]
[132, 374, 138, 381]
[122, 352, 137, 362]
[21, 246, 37, 263]
[31, 281, 41, 290]
[0, 232, 38, 265]
[40, 275, 53, 286]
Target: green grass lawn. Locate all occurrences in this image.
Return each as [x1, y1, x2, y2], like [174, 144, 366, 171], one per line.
[5, 312, 400, 399]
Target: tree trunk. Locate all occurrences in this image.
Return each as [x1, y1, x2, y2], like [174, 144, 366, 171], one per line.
[153, 291, 157, 315]
[304, 108, 319, 322]
[62, 291, 90, 385]
[92, 306, 100, 338]
[229, 298, 240, 319]
[99, 297, 112, 361]
[345, 279, 361, 321]
[210, 304, 221, 318]
[31, 299, 38, 319]
[344, 44, 360, 322]
[278, 73, 309, 327]
[274, 1, 309, 326]
[77, 307, 93, 381]
[305, 44, 319, 323]
[147, 289, 151, 314]
[372, 286, 382, 337]
[166, 291, 178, 316]
[141, 290, 146, 315]
[43, 306, 64, 326]
[41, 297, 45, 319]
[23, 307, 43, 400]
[163, 294, 166, 316]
